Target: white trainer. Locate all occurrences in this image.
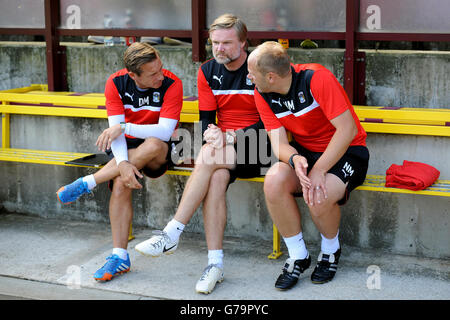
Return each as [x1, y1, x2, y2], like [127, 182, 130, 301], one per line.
[135, 230, 178, 257]
[195, 264, 224, 294]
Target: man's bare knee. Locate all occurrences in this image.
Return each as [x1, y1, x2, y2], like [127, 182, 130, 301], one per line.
[130, 138, 168, 169]
[264, 163, 295, 202]
[308, 199, 335, 218]
[209, 169, 230, 193]
[141, 138, 167, 156]
[196, 143, 236, 168]
[111, 177, 132, 197]
[307, 174, 346, 217]
[196, 144, 216, 166]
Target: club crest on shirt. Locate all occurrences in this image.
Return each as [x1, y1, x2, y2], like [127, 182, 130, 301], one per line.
[298, 91, 306, 104]
[153, 92, 160, 103]
[246, 75, 253, 86]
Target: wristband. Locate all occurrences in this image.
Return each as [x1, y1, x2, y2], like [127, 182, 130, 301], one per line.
[120, 122, 126, 133]
[288, 153, 300, 169]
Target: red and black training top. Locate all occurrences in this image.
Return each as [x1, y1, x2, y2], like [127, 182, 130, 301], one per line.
[197, 57, 261, 132]
[255, 63, 367, 152]
[105, 68, 183, 128]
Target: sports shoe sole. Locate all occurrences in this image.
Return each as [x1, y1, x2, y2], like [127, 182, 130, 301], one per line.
[311, 275, 336, 284]
[195, 277, 224, 294]
[135, 247, 176, 257]
[275, 256, 311, 290]
[94, 268, 130, 282]
[311, 279, 330, 284]
[275, 278, 303, 291]
[275, 284, 296, 291]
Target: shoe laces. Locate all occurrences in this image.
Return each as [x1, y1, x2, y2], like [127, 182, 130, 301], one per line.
[282, 258, 296, 274]
[282, 254, 311, 275]
[68, 179, 89, 196]
[102, 254, 121, 272]
[316, 252, 336, 272]
[317, 252, 335, 264]
[199, 264, 219, 281]
[149, 230, 171, 248]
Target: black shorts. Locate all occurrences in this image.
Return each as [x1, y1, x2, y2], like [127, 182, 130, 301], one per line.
[228, 129, 274, 184]
[290, 141, 370, 205]
[106, 137, 174, 190]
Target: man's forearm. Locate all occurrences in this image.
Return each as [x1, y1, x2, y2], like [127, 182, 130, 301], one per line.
[313, 111, 357, 172]
[108, 114, 128, 165]
[124, 118, 177, 142]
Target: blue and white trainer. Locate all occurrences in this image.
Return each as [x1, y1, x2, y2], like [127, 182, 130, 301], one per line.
[57, 178, 90, 204]
[93, 254, 131, 282]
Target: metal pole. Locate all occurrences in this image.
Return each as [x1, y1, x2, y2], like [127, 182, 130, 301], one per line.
[344, 0, 359, 103]
[192, 0, 206, 62]
[44, 0, 67, 91]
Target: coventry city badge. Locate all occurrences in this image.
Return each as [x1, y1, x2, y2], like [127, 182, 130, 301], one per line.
[246, 75, 253, 86]
[153, 92, 160, 103]
[298, 91, 306, 104]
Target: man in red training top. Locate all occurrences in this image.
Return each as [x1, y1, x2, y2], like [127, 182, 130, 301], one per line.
[248, 41, 369, 290]
[135, 14, 272, 294]
[56, 42, 183, 282]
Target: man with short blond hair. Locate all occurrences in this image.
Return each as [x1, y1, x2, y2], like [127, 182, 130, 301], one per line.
[135, 14, 271, 294]
[57, 42, 183, 282]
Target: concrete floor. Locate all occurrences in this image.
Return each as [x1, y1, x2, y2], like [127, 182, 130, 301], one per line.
[0, 212, 449, 301]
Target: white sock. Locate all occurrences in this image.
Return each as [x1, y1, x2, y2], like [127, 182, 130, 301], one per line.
[82, 174, 97, 190]
[163, 219, 185, 242]
[112, 247, 128, 260]
[283, 232, 308, 260]
[320, 231, 340, 254]
[208, 249, 224, 269]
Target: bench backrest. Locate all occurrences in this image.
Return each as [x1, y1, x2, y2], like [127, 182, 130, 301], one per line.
[1, 85, 450, 138]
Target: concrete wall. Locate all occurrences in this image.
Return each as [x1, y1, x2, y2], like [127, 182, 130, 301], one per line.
[0, 42, 47, 90]
[0, 42, 449, 259]
[1, 42, 449, 108]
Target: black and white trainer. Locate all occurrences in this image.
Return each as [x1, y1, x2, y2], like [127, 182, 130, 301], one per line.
[134, 230, 178, 257]
[275, 254, 311, 290]
[310, 248, 341, 284]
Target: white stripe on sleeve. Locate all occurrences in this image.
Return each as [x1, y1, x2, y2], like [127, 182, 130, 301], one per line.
[124, 117, 178, 142]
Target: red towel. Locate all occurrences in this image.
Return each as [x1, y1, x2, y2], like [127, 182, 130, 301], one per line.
[385, 160, 440, 191]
